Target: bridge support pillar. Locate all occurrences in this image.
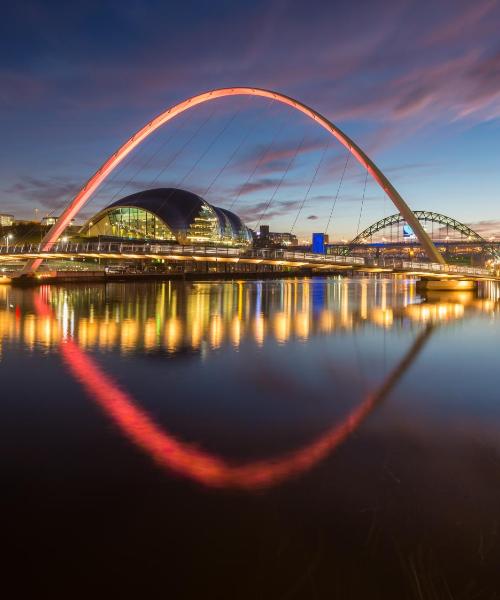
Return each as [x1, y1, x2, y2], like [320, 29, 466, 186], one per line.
[417, 278, 477, 292]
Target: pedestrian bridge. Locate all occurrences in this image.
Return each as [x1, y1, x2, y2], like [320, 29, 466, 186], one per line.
[10, 86, 497, 283]
[0, 241, 493, 280]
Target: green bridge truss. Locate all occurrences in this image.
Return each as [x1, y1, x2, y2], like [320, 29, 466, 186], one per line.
[349, 210, 498, 255]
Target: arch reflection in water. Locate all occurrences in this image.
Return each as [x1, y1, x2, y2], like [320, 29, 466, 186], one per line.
[34, 288, 433, 490]
[1, 278, 497, 354]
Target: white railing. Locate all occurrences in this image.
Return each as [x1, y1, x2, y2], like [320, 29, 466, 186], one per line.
[0, 244, 364, 264]
[0, 242, 243, 257]
[400, 260, 490, 276]
[0, 243, 491, 276]
[250, 249, 365, 265]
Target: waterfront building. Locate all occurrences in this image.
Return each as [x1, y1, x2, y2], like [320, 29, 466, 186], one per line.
[257, 225, 298, 247]
[0, 214, 14, 227]
[42, 216, 76, 226]
[81, 188, 253, 247]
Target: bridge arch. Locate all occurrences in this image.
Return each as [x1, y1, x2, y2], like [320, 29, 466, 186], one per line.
[23, 87, 445, 273]
[351, 210, 492, 249]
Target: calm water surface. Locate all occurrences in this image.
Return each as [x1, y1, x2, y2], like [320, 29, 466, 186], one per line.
[1, 277, 500, 598]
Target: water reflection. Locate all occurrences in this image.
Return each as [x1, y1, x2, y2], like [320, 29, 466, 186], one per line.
[0, 277, 498, 355]
[3, 277, 500, 596]
[54, 322, 433, 489]
[1, 277, 499, 489]
[31, 285, 435, 490]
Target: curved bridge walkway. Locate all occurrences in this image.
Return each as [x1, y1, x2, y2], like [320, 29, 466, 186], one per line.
[0, 242, 493, 280]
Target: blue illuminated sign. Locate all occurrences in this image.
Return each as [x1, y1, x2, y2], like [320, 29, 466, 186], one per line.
[403, 224, 414, 237]
[312, 233, 326, 253]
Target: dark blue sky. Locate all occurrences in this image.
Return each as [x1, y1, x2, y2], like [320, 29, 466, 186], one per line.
[1, 0, 499, 239]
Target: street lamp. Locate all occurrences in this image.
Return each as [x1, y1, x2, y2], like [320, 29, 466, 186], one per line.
[5, 234, 13, 251]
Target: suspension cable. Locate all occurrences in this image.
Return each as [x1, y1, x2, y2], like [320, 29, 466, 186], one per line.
[202, 99, 274, 199]
[178, 106, 242, 190]
[173, 107, 246, 224]
[15, 116, 187, 247]
[85, 104, 219, 229]
[228, 110, 287, 212]
[255, 134, 306, 229]
[97, 111, 190, 208]
[355, 170, 369, 238]
[122, 103, 219, 222]
[324, 151, 350, 237]
[141, 103, 218, 199]
[289, 138, 330, 234]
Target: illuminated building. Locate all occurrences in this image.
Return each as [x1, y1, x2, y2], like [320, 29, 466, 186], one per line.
[42, 216, 76, 226]
[312, 233, 329, 253]
[256, 224, 298, 247]
[81, 188, 252, 247]
[0, 214, 14, 227]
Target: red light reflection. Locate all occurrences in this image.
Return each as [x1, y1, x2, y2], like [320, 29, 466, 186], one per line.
[34, 290, 430, 490]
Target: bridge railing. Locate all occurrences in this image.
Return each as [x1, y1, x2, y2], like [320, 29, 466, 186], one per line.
[400, 260, 490, 276]
[0, 243, 364, 264]
[0, 242, 244, 256]
[0, 243, 491, 276]
[247, 249, 365, 264]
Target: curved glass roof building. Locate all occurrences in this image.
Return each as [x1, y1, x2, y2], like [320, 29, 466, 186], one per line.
[81, 188, 253, 246]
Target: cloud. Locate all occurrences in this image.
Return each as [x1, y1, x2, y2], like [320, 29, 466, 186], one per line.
[5, 0, 500, 131]
[231, 138, 325, 176]
[2, 177, 79, 213]
[423, 0, 497, 47]
[237, 199, 302, 224]
[466, 219, 500, 238]
[3, 0, 500, 228]
[0, 71, 47, 109]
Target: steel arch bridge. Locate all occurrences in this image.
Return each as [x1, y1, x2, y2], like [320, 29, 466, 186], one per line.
[22, 86, 446, 274]
[350, 211, 498, 257]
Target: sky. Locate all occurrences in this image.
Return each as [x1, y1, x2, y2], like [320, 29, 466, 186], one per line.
[1, 0, 500, 241]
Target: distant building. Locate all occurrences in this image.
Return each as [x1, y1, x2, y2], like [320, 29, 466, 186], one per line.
[42, 216, 75, 227]
[0, 214, 14, 227]
[258, 224, 297, 247]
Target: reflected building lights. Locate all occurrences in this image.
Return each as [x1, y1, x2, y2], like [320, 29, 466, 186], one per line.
[210, 314, 223, 349]
[31, 291, 435, 490]
[165, 318, 181, 352]
[360, 280, 368, 320]
[0, 279, 498, 354]
[231, 316, 241, 348]
[253, 314, 265, 347]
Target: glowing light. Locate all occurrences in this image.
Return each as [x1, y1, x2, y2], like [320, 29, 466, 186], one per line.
[253, 314, 265, 346]
[273, 312, 290, 343]
[23, 88, 444, 273]
[31, 292, 435, 491]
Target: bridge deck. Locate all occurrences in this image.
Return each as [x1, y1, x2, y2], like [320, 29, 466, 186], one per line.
[0, 242, 494, 280]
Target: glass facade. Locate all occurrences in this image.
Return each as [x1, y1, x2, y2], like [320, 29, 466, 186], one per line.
[82, 196, 253, 247]
[185, 203, 221, 244]
[86, 207, 176, 241]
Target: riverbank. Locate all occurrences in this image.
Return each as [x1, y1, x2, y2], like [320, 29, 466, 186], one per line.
[11, 268, 329, 287]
